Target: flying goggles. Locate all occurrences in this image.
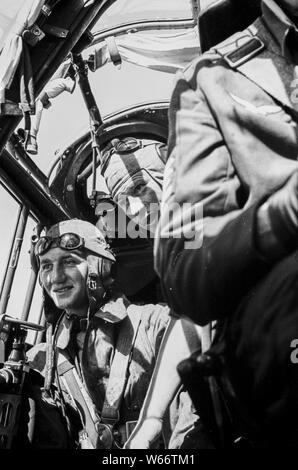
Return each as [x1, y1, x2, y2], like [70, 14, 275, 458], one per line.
[34, 232, 86, 256]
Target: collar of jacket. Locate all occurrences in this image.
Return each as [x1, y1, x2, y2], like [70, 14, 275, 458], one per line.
[262, 0, 298, 58]
[56, 293, 129, 349]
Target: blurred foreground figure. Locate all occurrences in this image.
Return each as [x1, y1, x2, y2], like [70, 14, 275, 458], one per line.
[25, 219, 198, 449]
[156, 0, 298, 447]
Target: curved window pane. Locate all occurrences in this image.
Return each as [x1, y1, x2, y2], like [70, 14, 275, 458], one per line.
[93, 0, 195, 33]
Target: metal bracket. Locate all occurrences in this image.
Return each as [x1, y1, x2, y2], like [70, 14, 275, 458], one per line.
[22, 24, 45, 46]
[42, 24, 69, 38]
[41, 4, 52, 17]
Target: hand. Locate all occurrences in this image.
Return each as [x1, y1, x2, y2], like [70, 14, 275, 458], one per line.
[123, 417, 163, 449]
[258, 170, 298, 255]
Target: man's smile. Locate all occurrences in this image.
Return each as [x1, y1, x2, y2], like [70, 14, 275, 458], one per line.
[53, 285, 73, 294]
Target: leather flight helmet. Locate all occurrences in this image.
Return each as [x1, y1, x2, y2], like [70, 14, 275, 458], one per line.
[37, 219, 116, 323]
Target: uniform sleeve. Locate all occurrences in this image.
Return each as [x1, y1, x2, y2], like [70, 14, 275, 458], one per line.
[144, 303, 171, 358]
[166, 387, 199, 449]
[155, 66, 270, 325]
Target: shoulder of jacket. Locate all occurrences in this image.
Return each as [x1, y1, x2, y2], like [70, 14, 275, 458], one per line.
[181, 29, 252, 81]
[127, 302, 170, 322]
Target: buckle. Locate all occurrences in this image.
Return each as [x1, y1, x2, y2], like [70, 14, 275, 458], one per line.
[112, 421, 138, 447]
[41, 4, 52, 17]
[87, 275, 97, 290]
[224, 37, 265, 69]
[96, 423, 114, 449]
[125, 420, 137, 439]
[101, 408, 120, 425]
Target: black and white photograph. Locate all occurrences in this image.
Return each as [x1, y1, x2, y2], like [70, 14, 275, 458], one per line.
[0, 0, 297, 458]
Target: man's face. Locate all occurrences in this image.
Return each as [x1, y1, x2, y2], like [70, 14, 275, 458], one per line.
[39, 247, 89, 316]
[115, 173, 163, 238]
[277, 0, 298, 17]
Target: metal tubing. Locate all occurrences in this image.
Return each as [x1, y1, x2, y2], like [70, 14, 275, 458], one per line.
[0, 1, 109, 155]
[36, 1, 109, 94]
[93, 18, 196, 44]
[35, 307, 46, 345]
[20, 270, 38, 322]
[91, 146, 97, 194]
[0, 205, 22, 299]
[0, 206, 29, 315]
[7, 134, 49, 186]
[21, 223, 44, 322]
[75, 52, 104, 202]
[0, 145, 71, 225]
[75, 53, 103, 126]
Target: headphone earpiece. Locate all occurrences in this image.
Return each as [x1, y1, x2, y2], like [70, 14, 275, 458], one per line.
[98, 256, 114, 289]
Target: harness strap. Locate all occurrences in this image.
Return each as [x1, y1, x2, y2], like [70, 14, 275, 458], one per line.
[101, 309, 142, 425]
[57, 352, 100, 449]
[44, 322, 54, 392]
[105, 36, 122, 68]
[55, 308, 142, 448]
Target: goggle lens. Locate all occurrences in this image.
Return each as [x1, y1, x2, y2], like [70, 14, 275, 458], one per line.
[35, 233, 83, 256]
[59, 233, 82, 250]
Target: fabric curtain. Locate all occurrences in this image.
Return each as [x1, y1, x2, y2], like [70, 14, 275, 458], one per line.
[87, 27, 200, 74]
[0, 0, 27, 48]
[0, 0, 45, 104]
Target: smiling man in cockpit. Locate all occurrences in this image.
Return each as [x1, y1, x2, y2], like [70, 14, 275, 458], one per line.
[25, 218, 200, 449]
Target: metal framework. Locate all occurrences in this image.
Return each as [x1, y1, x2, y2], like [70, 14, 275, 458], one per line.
[0, 206, 29, 316]
[0, 0, 112, 335]
[0, 0, 172, 339]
